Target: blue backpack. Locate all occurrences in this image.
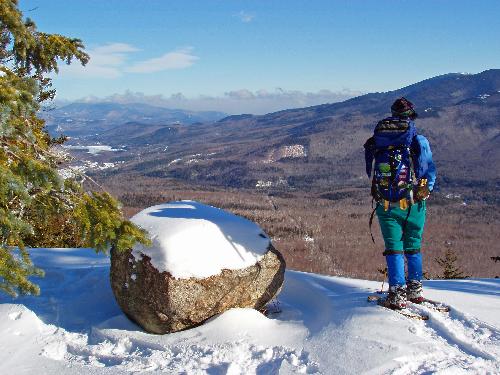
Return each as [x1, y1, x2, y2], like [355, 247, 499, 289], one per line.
[372, 118, 416, 202]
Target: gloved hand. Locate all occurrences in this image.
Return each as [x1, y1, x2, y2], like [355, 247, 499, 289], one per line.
[414, 179, 430, 201]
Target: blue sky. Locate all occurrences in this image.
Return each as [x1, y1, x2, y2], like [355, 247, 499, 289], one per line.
[20, 0, 500, 114]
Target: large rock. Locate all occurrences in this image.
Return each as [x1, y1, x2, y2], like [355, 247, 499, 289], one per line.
[110, 201, 285, 334]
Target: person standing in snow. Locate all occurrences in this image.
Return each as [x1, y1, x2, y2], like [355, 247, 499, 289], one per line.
[364, 98, 436, 309]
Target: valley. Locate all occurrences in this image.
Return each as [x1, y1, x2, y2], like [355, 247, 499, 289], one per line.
[54, 70, 500, 280]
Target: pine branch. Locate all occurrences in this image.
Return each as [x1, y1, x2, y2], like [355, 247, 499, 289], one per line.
[0, 1, 149, 296]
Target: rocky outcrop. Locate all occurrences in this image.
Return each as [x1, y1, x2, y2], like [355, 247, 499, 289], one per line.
[110, 244, 285, 334]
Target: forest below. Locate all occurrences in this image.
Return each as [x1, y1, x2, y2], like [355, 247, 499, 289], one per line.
[97, 172, 500, 281]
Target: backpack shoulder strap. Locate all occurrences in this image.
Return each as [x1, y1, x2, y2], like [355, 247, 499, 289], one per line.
[364, 136, 376, 177]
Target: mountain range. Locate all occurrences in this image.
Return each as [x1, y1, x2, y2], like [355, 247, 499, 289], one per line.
[42, 102, 227, 138]
[57, 69, 500, 199]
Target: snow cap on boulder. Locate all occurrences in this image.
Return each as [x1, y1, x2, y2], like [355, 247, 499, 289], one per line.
[130, 201, 270, 278]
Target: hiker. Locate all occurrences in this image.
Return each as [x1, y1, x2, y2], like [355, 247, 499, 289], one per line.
[364, 98, 436, 309]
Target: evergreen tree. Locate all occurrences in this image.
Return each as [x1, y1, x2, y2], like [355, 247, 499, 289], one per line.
[0, 0, 150, 297]
[435, 248, 469, 279]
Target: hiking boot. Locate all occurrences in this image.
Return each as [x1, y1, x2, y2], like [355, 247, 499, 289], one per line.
[384, 285, 407, 310]
[406, 280, 424, 303]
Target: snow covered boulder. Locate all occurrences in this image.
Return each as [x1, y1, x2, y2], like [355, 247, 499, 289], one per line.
[110, 201, 285, 334]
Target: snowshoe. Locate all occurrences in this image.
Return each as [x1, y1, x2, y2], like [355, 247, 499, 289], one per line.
[367, 294, 429, 320]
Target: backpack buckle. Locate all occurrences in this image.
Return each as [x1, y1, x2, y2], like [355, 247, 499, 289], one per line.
[399, 199, 408, 210]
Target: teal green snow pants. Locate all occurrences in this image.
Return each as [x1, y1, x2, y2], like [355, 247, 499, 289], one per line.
[376, 201, 426, 286]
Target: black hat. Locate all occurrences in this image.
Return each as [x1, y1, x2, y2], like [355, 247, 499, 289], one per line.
[391, 97, 417, 119]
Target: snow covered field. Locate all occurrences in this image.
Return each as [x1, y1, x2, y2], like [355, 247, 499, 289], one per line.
[63, 145, 123, 155]
[0, 248, 498, 374]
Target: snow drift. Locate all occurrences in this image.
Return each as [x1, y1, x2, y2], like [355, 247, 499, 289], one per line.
[0, 248, 498, 374]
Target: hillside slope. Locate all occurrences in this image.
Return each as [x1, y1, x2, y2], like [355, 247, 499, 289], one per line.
[92, 69, 500, 193]
[0, 248, 498, 374]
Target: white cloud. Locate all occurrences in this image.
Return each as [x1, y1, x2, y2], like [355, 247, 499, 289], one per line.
[90, 43, 138, 66]
[92, 43, 138, 54]
[75, 88, 362, 115]
[58, 44, 197, 78]
[126, 48, 199, 73]
[59, 43, 138, 79]
[225, 89, 255, 99]
[221, 88, 361, 111]
[235, 11, 255, 23]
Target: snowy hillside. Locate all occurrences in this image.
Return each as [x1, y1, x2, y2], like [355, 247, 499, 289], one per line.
[0, 248, 498, 374]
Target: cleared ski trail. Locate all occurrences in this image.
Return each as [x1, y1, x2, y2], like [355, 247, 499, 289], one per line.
[0, 248, 498, 374]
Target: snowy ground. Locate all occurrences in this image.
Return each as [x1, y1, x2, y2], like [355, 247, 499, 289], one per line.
[63, 145, 123, 155]
[0, 248, 498, 374]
